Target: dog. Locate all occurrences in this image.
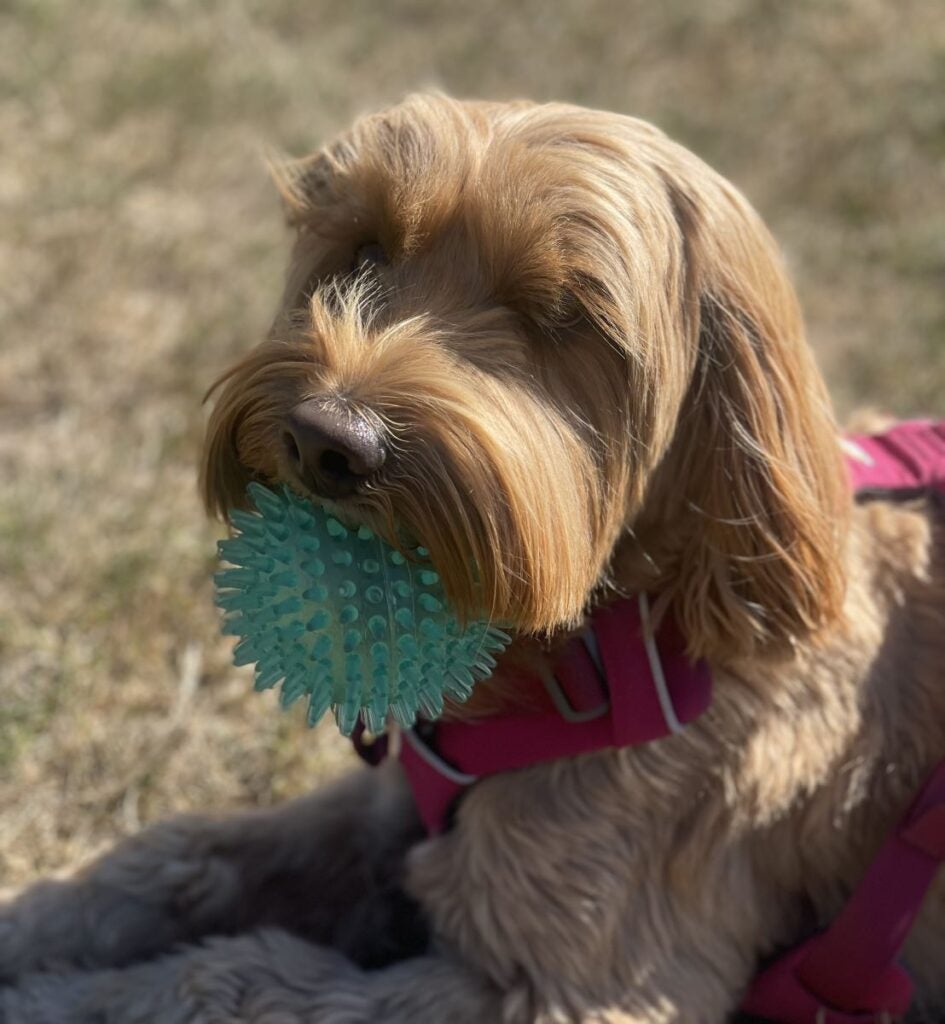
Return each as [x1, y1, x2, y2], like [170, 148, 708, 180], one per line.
[2, 92, 944, 1023]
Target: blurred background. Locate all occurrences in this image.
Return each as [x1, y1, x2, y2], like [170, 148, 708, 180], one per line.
[1, 0, 943, 886]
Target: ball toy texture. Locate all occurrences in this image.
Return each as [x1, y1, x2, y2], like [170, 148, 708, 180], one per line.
[215, 483, 510, 735]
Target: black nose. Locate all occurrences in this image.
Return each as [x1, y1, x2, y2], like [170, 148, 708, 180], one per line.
[283, 399, 386, 499]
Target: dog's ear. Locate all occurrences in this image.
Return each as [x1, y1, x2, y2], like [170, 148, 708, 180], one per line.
[200, 340, 307, 522]
[200, 360, 257, 522]
[659, 173, 849, 661]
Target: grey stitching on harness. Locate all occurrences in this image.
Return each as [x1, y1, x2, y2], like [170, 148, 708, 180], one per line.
[638, 593, 683, 734]
[402, 726, 478, 785]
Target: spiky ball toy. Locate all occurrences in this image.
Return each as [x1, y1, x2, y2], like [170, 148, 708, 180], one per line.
[214, 483, 509, 735]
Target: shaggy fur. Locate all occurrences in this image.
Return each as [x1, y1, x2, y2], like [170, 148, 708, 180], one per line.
[2, 93, 944, 1023]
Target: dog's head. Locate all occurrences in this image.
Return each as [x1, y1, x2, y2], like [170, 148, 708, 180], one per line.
[202, 93, 848, 662]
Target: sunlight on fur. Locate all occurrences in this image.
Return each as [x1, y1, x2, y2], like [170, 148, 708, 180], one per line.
[204, 93, 847, 660]
[6, 92, 943, 1024]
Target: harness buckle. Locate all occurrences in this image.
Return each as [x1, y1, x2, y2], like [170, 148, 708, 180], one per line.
[539, 631, 611, 724]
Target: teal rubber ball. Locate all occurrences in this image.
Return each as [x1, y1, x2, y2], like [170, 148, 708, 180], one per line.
[214, 483, 510, 735]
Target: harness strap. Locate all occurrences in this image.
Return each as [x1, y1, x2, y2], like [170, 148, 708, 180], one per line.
[357, 594, 712, 834]
[845, 421, 945, 496]
[742, 758, 945, 1023]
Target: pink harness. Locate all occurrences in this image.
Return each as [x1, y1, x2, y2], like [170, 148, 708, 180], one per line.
[353, 420, 945, 1023]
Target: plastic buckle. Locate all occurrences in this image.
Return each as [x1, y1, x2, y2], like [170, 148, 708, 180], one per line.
[540, 630, 610, 724]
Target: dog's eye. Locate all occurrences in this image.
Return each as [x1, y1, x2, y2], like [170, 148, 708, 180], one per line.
[352, 242, 388, 273]
[548, 293, 586, 332]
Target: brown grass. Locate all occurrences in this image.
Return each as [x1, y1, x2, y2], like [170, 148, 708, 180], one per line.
[1, 0, 943, 888]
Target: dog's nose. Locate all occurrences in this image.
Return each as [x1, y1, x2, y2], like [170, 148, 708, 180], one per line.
[283, 399, 386, 499]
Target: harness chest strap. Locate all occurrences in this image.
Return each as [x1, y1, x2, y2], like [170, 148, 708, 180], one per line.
[354, 593, 713, 835]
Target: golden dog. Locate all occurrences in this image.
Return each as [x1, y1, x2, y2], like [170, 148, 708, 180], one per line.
[2, 93, 944, 1023]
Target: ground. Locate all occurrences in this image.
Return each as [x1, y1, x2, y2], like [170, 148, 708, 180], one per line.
[1, 0, 944, 889]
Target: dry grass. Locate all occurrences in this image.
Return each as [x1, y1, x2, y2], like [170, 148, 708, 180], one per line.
[1, 0, 943, 888]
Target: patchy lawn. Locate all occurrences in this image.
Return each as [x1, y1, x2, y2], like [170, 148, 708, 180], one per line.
[1, 0, 943, 886]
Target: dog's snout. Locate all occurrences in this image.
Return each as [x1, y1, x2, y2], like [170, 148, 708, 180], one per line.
[283, 399, 386, 499]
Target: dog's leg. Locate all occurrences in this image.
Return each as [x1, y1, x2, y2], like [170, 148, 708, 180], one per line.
[2, 764, 763, 1024]
[1, 926, 750, 1024]
[1, 933, 506, 1024]
[0, 763, 425, 983]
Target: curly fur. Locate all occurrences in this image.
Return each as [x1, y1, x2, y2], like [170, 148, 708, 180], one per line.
[3, 93, 944, 1023]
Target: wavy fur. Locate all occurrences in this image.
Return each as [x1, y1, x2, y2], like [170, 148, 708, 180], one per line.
[3, 94, 944, 1024]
